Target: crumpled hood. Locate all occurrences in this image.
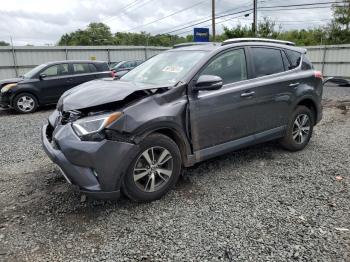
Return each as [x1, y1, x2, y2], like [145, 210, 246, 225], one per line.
[60, 78, 168, 111]
[0, 77, 23, 86]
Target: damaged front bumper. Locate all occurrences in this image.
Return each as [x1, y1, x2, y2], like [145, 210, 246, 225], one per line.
[41, 119, 139, 200]
[0, 93, 11, 108]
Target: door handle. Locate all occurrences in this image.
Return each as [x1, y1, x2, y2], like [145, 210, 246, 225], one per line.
[66, 78, 74, 83]
[241, 91, 255, 97]
[289, 82, 300, 87]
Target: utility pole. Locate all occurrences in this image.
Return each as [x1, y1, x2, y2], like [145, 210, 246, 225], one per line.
[252, 0, 257, 36]
[212, 0, 215, 41]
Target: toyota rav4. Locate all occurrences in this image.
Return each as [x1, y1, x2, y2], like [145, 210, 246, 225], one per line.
[42, 38, 323, 202]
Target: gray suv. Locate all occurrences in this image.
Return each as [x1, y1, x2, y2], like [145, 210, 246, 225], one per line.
[42, 38, 323, 202]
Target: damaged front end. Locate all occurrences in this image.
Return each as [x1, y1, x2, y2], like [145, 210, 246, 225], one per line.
[42, 79, 187, 199]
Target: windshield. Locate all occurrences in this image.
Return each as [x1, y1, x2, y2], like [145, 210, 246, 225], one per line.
[23, 64, 47, 79]
[121, 51, 207, 85]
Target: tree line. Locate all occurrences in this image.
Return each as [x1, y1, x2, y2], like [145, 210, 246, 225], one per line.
[58, 1, 350, 47]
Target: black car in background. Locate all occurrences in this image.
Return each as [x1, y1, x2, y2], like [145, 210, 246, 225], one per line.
[110, 60, 144, 78]
[0, 60, 112, 113]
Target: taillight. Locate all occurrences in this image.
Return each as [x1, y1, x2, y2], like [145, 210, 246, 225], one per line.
[314, 70, 323, 80]
[110, 71, 116, 78]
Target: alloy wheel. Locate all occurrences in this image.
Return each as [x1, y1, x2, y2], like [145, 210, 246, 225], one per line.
[133, 146, 173, 193]
[292, 114, 311, 144]
[17, 96, 35, 112]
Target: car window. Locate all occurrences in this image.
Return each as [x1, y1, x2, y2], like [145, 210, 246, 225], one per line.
[124, 61, 133, 68]
[200, 49, 247, 85]
[285, 49, 302, 69]
[121, 51, 207, 85]
[119, 62, 127, 69]
[41, 64, 69, 77]
[72, 63, 90, 74]
[281, 51, 291, 71]
[251, 48, 285, 77]
[301, 55, 314, 71]
[89, 64, 97, 72]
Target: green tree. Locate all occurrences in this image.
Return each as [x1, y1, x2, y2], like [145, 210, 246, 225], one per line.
[258, 17, 280, 38]
[0, 41, 10, 46]
[326, 0, 350, 44]
[58, 23, 114, 45]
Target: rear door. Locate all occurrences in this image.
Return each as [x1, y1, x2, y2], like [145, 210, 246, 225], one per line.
[244, 46, 298, 132]
[35, 63, 72, 103]
[69, 63, 97, 87]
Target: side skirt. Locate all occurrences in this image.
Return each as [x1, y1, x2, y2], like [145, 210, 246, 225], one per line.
[193, 126, 286, 163]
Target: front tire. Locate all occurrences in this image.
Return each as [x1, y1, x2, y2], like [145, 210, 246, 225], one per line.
[13, 93, 38, 113]
[122, 133, 182, 202]
[280, 106, 314, 151]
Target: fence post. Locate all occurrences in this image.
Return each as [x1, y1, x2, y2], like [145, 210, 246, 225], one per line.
[11, 46, 18, 77]
[321, 45, 327, 76]
[144, 46, 148, 60]
[65, 48, 68, 60]
[107, 48, 111, 64]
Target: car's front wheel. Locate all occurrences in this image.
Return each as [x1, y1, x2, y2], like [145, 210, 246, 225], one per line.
[280, 105, 314, 151]
[122, 133, 182, 202]
[13, 93, 38, 113]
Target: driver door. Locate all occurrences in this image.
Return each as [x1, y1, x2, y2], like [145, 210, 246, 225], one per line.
[189, 48, 258, 153]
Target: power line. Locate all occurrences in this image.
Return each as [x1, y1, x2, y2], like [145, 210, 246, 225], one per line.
[259, 1, 341, 9]
[149, 1, 253, 35]
[103, 0, 156, 24]
[102, 0, 143, 23]
[158, 8, 253, 35]
[127, 0, 207, 31]
[166, 2, 338, 36]
[259, 6, 337, 12]
[177, 13, 252, 35]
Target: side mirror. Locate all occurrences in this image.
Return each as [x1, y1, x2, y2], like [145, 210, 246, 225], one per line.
[193, 75, 223, 92]
[39, 74, 47, 80]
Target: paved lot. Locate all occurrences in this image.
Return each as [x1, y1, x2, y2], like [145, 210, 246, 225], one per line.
[0, 84, 349, 261]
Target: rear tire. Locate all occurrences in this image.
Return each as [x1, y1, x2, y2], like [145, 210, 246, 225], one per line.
[122, 133, 182, 202]
[280, 106, 314, 151]
[13, 93, 38, 113]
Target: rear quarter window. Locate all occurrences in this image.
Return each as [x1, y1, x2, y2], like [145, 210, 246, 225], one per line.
[301, 55, 314, 70]
[251, 47, 285, 77]
[285, 49, 302, 69]
[96, 63, 109, 71]
[89, 64, 97, 72]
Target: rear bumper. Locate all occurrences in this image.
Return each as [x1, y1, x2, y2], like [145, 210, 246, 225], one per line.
[41, 121, 138, 200]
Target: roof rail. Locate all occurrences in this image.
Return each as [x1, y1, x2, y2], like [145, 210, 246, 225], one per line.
[173, 42, 214, 49]
[222, 38, 296, 46]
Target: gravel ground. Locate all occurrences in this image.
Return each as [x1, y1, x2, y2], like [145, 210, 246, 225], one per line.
[0, 84, 349, 262]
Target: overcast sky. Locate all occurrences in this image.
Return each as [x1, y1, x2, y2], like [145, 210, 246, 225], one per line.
[0, 0, 333, 46]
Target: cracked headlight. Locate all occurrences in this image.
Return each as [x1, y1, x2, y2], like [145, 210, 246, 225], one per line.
[1, 83, 17, 93]
[72, 112, 122, 136]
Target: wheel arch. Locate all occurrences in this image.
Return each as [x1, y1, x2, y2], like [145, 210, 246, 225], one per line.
[296, 98, 318, 125]
[140, 127, 193, 167]
[11, 91, 39, 107]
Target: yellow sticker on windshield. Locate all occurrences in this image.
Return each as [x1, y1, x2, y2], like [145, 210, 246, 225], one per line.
[162, 65, 183, 73]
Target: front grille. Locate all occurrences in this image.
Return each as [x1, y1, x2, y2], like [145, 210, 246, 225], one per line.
[61, 110, 81, 125]
[46, 123, 54, 142]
